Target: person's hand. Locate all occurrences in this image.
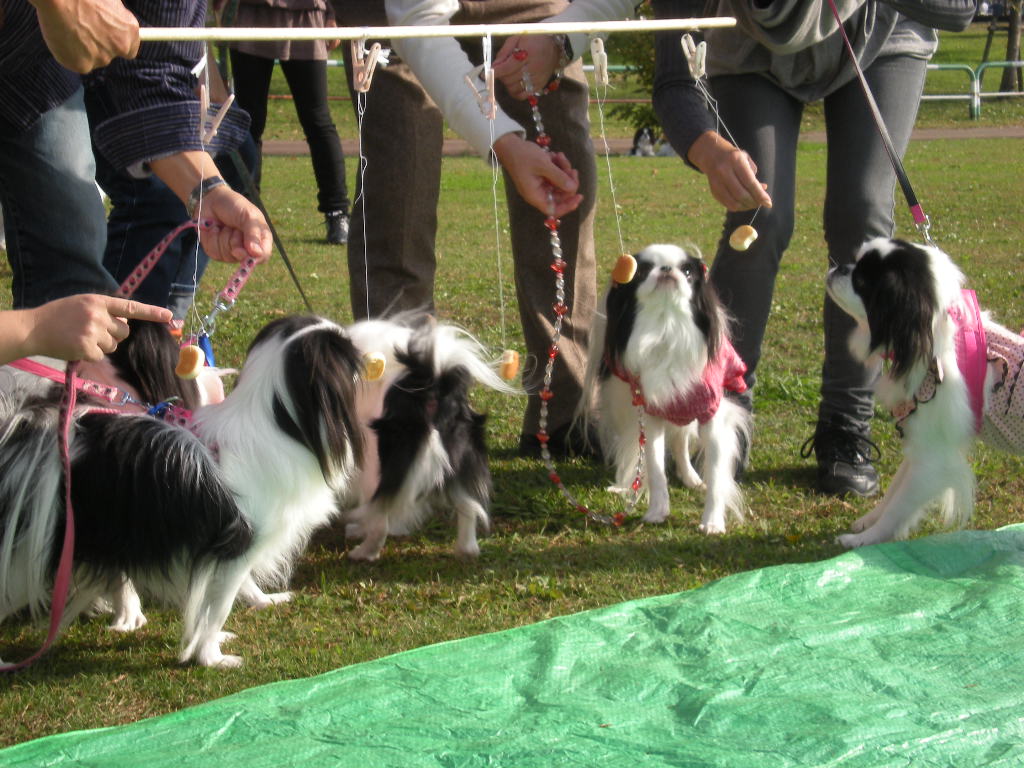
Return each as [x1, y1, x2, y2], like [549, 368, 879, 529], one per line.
[686, 131, 772, 212]
[493, 35, 563, 100]
[492, 134, 582, 218]
[11, 295, 172, 363]
[325, 18, 341, 53]
[30, 0, 140, 74]
[196, 185, 273, 264]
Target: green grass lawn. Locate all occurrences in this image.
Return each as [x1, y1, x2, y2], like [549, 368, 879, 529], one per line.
[1, 23, 1023, 751]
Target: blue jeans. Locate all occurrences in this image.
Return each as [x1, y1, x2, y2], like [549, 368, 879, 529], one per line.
[0, 88, 115, 308]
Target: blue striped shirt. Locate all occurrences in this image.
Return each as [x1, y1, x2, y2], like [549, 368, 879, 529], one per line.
[1, 0, 249, 170]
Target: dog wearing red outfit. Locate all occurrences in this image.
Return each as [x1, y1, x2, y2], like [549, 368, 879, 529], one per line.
[578, 244, 751, 532]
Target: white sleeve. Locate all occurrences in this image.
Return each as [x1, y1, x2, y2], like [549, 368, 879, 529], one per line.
[384, 0, 524, 159]
[550, 0, 640, 67]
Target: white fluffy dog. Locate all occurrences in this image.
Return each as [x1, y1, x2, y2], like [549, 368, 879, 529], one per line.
[342, 316, 519, 561]
[579, 244, 751, 532]
[0, 315, 364, 667]
[827, 237, 1024, 547]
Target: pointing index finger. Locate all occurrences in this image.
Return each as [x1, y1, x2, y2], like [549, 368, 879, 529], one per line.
[107, 297, 173, 324]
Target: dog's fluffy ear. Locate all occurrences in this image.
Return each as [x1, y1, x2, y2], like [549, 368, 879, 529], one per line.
[685, 248, 723, 361]
[271, 320, 365, 482]
[858, 240, 938, 380]
[601, 253, 651, 374]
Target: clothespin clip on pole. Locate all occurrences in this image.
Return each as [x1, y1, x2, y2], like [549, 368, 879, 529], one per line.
[464, 35, 496, 120]
[190, 46, 234, 144]
[202, 93, 234, 144]
[589, 37, 609, 87]
[351, 38, 385, 93]
[680, 33, 706, 80]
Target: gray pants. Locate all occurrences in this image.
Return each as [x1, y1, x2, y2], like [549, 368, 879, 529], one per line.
[337, 0, 597, 437]
[708, 55, 928, 427]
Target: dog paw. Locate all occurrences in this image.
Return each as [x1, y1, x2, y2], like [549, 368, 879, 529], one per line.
[849, 514, 875, 533]
[454, 542, 481, 560]
[344, 521, 365, 540]
[642, 506, 670, 524]
[676, 468, 706, 491]
[248, 591, 292, 610]
[217, 631, 238, 644]
[210, 654, 243, 669]
[87, 596, 114, 617]
[108, 611, 148, 633]
[348, 542, 383, 562]
[191, 644, 243, 668]
[837, 532, 873, 549]
[699, 521, 726, 535]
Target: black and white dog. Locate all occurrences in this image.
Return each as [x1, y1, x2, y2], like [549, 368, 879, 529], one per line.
[578, 244, 751, 532]
[0, 315, 363, 667]
[827, 237, 1024, 547]
[342, 316, 519, 561]
[628, 126, 657, 157]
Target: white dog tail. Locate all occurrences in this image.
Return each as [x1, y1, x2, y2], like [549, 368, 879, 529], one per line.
[431, 323, 522, 396]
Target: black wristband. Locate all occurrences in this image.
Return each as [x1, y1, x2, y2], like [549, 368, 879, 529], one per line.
[186, 175, 227, 219]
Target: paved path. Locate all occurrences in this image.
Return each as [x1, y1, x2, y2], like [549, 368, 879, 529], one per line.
[263, 124, 1024, 157]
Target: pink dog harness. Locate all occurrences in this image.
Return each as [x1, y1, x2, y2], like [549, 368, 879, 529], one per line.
[892, 289, 1024, 453]
[611, 338, 748, 426]
[893, 290, 986, 435]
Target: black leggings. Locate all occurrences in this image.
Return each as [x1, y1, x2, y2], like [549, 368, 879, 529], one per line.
[229, 50, 349, 214]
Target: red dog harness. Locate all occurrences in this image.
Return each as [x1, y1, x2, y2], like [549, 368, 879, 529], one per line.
[611, 338, 748, 425]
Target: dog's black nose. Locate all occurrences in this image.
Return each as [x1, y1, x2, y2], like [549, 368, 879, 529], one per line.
[660, 265, 673, 272]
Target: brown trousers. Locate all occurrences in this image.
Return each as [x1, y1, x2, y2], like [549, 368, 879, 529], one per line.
[336, 0, 598, 436]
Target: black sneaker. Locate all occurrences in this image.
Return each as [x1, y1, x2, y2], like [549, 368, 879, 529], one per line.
[800, 418, 880, 497]
[325, 211, 349, 245]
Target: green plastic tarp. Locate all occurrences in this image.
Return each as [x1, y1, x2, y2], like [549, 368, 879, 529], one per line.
[4, 526, 1024, 767]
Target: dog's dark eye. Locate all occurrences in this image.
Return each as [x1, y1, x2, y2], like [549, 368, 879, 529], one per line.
[681, 264, 693, 277]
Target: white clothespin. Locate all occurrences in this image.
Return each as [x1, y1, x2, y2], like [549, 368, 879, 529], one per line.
[464, 64, 496, 119]
[351, 39, 389, 93]
[193, 51, 211, 140]
[203, 93, 234, 143]
[190, 46, 232, 144]
[464, 35, 496, 119]
[589, 37, 609, 87]
[681, 34, 706, 80]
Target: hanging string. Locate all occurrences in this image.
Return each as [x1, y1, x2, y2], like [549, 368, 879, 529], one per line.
[587, 37, 627, 258]
[355, 87, 372, 319]
[680, 34, 763, 233]
[482, 34, 510, 350]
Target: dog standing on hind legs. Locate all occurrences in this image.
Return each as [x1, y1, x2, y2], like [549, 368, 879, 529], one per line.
[827, 237, 1024, 548]
[578, 243, 751, 532]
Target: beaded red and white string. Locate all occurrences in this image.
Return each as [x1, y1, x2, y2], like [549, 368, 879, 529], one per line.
[517, 51, 646, 527]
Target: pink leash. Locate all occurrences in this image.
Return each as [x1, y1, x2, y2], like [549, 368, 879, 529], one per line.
[1, 217, 251, 670]
[116, 217, 258, 338]
[0, 363, 79, 672]
[7, 357, 143, 407]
